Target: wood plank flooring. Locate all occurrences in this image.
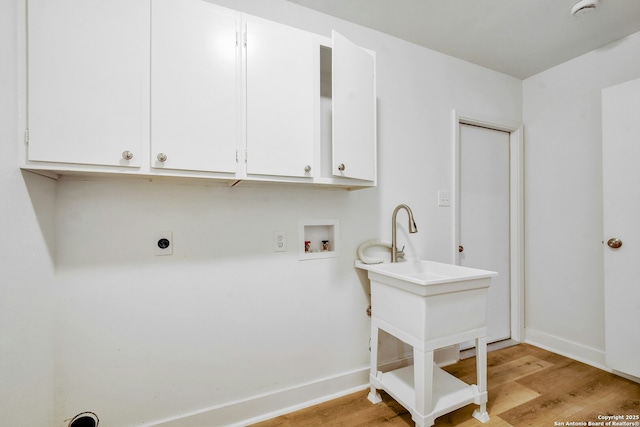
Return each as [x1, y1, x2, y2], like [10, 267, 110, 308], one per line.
[249, 344, 640, 426]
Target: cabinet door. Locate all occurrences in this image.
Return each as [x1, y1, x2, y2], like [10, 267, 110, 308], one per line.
[151, 0, 239, 173]
[245, 17, 315, 178]
[332, 31, 376, 181]
[27, 0, 150, 167]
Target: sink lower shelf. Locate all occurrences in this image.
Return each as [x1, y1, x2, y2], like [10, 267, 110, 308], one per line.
[370, 365, 484, 422]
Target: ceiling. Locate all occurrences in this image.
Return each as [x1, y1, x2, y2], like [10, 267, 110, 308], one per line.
[285, 0, 640, 79]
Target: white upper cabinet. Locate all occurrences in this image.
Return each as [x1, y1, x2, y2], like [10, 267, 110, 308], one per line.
[23, 3, 376, 188]
[244, 16, 316, 179]
[27, 0, 150, 167]
[151, 0, 239, 174]
[331, 31, 376, 182]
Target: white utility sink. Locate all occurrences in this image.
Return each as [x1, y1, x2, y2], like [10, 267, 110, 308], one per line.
[356, 259, 496, 296]
[356, 259, 497, 427]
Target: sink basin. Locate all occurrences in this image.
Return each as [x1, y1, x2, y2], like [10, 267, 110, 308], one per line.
[356, 259, 497, 343]
[356, 259, 497, 297]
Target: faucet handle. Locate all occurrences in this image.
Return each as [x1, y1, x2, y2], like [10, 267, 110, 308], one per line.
[396, 245, 406, 259]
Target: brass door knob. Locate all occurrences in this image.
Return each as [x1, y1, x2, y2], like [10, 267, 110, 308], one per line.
[607, 238, 622, 249]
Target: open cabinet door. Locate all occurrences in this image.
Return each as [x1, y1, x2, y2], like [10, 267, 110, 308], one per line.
[332, 31, 376, 181]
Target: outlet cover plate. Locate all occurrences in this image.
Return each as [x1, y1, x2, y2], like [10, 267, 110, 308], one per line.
[155, 231, 173, 256]
[274, 231, 287, 252]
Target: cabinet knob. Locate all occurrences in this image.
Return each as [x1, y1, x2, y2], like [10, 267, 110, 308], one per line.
[122, 150, 133, 161]
[338, 163, 345, 172]
[607, 238, 622, 249]
[157, 153, 167, 163]
[304, 165, 312, 173]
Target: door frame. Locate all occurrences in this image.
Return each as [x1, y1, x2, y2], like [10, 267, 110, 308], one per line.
[452, 109, 525, 343]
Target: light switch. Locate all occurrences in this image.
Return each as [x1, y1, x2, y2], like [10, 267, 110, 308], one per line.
[438, 191, 450, 207]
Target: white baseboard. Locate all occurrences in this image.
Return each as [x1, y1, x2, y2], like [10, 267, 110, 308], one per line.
[524, 328, 608, 370]
[143, 367, 370, 427]
[145, 329, 620, 427]
[434, 345, 460, 366]
[143, 353, 440, 427]
[525, 328, 640, 384]
[459, 338, 520, 360]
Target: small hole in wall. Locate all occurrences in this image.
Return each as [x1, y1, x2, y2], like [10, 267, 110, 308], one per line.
[68, 412, 99, 427]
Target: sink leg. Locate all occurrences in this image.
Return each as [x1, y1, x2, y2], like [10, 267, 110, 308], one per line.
[368, 323, 382, 404]
[368, 388, 382, 404]
[472, 336, 490, 423]
[413, 348, 435, 427]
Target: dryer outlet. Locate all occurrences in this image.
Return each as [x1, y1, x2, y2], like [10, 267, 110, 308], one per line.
[155, 231, 173, 256]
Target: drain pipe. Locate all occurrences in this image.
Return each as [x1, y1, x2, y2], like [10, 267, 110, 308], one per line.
[68, 412, 99, 427]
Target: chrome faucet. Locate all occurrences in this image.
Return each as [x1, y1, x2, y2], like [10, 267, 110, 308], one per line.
[391, 204, 418, 263]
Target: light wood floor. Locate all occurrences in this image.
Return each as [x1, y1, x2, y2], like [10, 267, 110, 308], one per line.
[250, 344, 640, 426]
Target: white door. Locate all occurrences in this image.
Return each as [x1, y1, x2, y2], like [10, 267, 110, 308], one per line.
[332, 31, 376, 181]
[459, 124, 511, 344]
[602, 77, 640, 378]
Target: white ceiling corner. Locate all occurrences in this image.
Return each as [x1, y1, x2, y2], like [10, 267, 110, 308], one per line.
[285, 0, 640, 79]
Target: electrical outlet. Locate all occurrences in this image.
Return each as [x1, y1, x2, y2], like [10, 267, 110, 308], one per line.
[273, 231, 287, 252]
[155, 231, 173, 256]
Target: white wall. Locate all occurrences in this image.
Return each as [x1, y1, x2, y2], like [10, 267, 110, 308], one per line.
[52, 179, 379, 426]
[523, 31, 640, 367]
[3, 0, 521, 426]
[0, 0, 56, 425]
[212, 0, 522, 259]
